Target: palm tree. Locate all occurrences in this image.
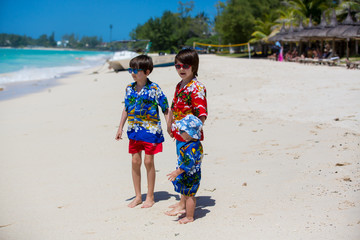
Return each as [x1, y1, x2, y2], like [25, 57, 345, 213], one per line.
[191, 12, 211, 38]
[250, 12, 279, 43]
[282, 0, 330, 24]
[249, 12, 280, 56]
[277, 7, 297, 27]
[335, 0, 360, 21]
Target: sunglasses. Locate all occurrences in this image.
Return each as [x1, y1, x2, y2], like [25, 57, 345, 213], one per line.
[175, 64, 191, 69]
[128, 68, 143, 74]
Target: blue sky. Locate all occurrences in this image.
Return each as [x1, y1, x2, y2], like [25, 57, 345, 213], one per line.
[0, 0, 220, 42]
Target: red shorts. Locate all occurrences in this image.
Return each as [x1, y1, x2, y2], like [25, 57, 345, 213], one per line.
[129, 139, 163, 155]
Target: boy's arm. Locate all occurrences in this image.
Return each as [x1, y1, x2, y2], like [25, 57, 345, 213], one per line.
[167, 168, 185, 182]
[163, 109, 169, 124]
[166, 109, 174, 138]
[115, 108, 128, 140]
[199, 116, 206, 124]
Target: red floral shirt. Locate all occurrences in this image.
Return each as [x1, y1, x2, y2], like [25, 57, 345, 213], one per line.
[171, 78, 207, 141]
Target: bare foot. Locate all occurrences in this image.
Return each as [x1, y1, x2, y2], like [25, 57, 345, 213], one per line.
[165, 207, 186, 216]
[168, 203, 179, 208]
[178, 216, 194, 224]
[141, 200, 155, 208]
[128, 198, 142, 208]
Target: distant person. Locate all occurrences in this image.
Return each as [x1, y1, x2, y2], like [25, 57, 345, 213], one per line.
[285, 50, 292, 61]
[323, 47, 332, 59]
[292, 48, 298, 58]
[115, 55, 169, 208]
[165, 49, 208, 224]
[278, 45, 284, 62]
[167, 114, 203, 224]
[275, 41, 282, 61]
[312, 48, 321, 59]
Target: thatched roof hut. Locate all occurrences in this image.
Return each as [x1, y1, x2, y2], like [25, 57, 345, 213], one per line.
[341, 25, 360, 39]
[268, 23, 287, 42]
[283, 22, 302, 42]
[303, 12, 335, 39]
[326, 11, 360, 40]
[267, 9, 360, 58]
[269, 9, 360, 42]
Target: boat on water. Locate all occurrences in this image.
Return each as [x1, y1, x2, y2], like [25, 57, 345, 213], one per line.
[107, 50, 139, 72]
[108, 51, 175, 72]
[107, 41, 174, 72]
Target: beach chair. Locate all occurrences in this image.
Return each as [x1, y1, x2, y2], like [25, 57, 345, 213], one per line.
[321, 56, 340, 66]
[308, 58, 322, 65]
[267, 54, 277, 61]
[346, 59, 360, 69]
[300, 58, 315, 64]
[354, 61, 360, 69]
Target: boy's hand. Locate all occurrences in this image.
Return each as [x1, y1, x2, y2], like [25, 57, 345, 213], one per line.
[167, 125, 174, 138]
[115, 129, 123, 141]
[167, 168, 184, 181]
[167, 170, 179, 182]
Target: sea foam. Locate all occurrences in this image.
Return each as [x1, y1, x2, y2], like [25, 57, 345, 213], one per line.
[0, 49, 112, 85]
[0, 65, 84, 84]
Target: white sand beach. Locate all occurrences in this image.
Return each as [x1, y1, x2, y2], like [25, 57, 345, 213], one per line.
[0, 55, 359, 239]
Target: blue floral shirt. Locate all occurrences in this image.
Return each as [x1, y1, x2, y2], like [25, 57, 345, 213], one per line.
[125, 79, 169, 143]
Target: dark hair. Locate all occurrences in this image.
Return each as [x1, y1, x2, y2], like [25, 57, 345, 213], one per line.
[129, 55, 153, 73]
[175, 49, 199, 77]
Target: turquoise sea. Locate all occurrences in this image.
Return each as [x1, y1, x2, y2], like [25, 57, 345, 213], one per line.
[0, 48, 112, 85]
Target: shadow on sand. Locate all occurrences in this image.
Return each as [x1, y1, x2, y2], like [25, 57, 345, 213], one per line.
[126, 191, 180, 203]
[126, 192, 216, 219]
[195, 196, 216, 219]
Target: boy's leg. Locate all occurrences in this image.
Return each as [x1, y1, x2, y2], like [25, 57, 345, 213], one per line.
[142, 154, 155, 208]
[165, 195, 186, 216]
[179, 196, 196, 224]
[128, 152, 142, 208]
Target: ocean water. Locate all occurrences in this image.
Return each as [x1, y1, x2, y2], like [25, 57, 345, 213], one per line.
[0, 48, 112, 85]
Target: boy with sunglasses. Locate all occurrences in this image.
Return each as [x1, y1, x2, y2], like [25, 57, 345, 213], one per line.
[166, 49, 207, 223]
[115, 55, 169, 208]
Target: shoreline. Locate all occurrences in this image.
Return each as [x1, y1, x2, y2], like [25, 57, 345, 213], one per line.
[0, 77, 61, 101]
[0, 46, 111, 52]
[0, 47, 111, 99]
[0, 63, 107, 101]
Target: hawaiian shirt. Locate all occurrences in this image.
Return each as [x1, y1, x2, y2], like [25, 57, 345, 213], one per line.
[171, 78, 207, 141]
[175, 114, 203, 140]
[172, 140, 203, 196]
[125, 79, 169, 143]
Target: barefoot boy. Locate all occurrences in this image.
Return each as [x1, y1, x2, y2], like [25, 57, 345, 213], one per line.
[115, 55, 169, 208]
[166, 48, 207, 217]
[167, 114, 203, 223]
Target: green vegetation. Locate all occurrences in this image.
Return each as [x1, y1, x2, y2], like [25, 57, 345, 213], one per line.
[130, 1, 214, 52]
[0, 33, 57, 48]
[215, 0, 282, 44]
[248, 0, 359, 44]
[131, 0, 359, 52]
[0, 32, 103, 49]
[1, 0, 359, 52]
[215, 53, 249, 58]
